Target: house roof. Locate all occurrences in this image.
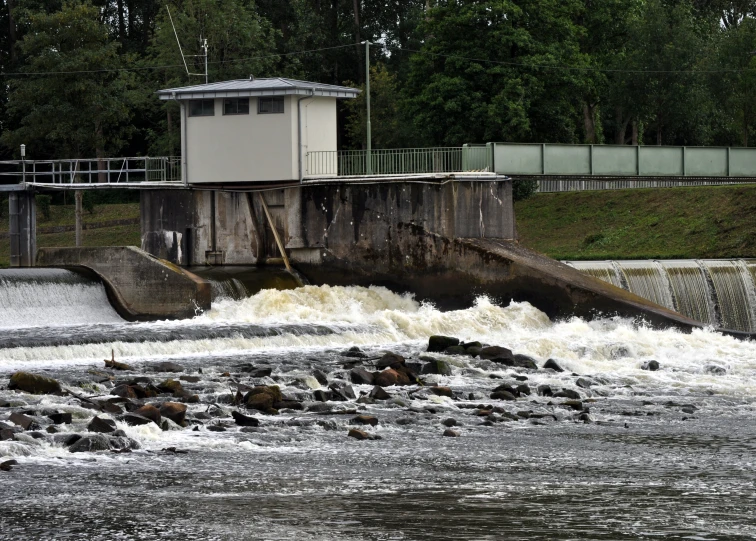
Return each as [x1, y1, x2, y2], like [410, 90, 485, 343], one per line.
[157, 77, 360, 100]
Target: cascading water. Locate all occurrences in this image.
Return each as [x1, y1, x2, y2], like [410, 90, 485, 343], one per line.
[566, 258, 756, 332]
[0, 269, 122, 328]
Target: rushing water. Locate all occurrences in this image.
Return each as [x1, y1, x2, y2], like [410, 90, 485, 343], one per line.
[1, 270, 756, 540]
[566, 259, 756, 333]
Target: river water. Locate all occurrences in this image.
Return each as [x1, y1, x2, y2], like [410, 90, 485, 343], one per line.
[1, 270, 755, 540]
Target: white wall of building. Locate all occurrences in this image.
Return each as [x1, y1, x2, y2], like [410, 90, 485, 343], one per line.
[185, 95, 339, 184]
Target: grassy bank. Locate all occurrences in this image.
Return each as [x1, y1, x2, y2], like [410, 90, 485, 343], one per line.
[515, 184, 756, 260]
[0, 203, 140, 268]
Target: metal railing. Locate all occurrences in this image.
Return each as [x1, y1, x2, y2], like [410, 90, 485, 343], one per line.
[0, 156, 182, 186]
[305, 144, 492, 177]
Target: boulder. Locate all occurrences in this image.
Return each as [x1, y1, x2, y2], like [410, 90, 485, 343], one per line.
[490, 391, 517, 401]
[349, 367, 375, 385]
[157, 379, 184, 394]
[312, 370, 329, 386]
[704, 364, 726, 376]
[492, 383, 518, 396]
[442, 418, 457, 427]
[111, 384, 138, 399]
[122, 413, 154, 426]
[513, 354, 538, 370]
[374, 368, 411, 387]
[576, 377, 593, 389]
[47, 412, 73, 425]
[244, 385, 283, 413]
[133, 405, 161, 424]
[9, 412, 37, 431]
[8, 372, 62, 395]
[443, 428, 459, 437]
[554, 389, 581, 400]
[369, 386, 391, 400]
[97, 401, 124, 415]
[242, 366, 273, 378]
[329, 382, 356, 401]
[375, 353, 405, 369]
[153, 362, 184, 373]
[179, 375, 201, 383]
[273, 400, 304, 411]
[543, 358, 565, 372]
[159, 402, 187, 426]
[444, 345, 467, 356]
[350, 415, 379, 427]
[537, 384, 554, 397]
[421, 358, 452, 376]
[1, 429, 15, 441]
[427, 335, 460, 352]
[0, 459, 18, 471]
[561, 400, 583, 411]
[465, 346, 482, 358]
[231, 411, 260, 427]
[87, 416, 117, 433]
[312, 390, 330, 402]
[348, 428, 380, 440]
[430, 386, 454, 398]
[641, 360, 660, 371]
[69, 434, 111, 453]
[462, 341, 482, 350]
[479, 346, 514, 364]
[516, 384, 531, 396]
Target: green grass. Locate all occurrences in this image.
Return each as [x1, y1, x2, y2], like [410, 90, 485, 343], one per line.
[515, 184, 756, 260]
[0, 203, 140, 268]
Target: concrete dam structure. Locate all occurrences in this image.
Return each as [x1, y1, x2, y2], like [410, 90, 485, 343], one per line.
[135, 179, 711, 333]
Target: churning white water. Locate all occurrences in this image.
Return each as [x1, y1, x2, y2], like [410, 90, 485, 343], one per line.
[2, 275, 756, 540]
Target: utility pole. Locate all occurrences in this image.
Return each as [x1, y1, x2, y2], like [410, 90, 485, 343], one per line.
[364, 40, 372, 174]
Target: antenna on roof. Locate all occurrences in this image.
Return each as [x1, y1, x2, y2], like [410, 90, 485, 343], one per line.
[166, 5, 209, 84]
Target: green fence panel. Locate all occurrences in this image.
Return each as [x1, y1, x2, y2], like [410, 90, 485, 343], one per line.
[639, 147, 684, 176]
[592, 145, 637, 176]
[493, 144, 543, 174]
[727, 148, 756, 177]
[544, 144, 591, 175]
[684, 147, 728, 176]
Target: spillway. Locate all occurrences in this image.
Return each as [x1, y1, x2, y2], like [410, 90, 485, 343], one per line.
[565, 259, 756, 332]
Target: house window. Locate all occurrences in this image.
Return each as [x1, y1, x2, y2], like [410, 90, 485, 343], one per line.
[223, 98, 249, 115]
[258, 96, 284, 114]
[189, 99, 214, 116]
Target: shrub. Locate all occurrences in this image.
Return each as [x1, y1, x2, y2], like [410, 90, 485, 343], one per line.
[82, 191, 95, 214]
[35, 194, 52, 221]
[512, 179, 538, 201]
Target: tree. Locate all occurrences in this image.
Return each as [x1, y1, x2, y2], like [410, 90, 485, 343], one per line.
[2, 0, 134, 160]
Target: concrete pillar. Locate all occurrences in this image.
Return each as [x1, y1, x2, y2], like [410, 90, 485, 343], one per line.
[285, 186, 305, 248]
[8, 191, 36, 267]
[75, 190, 83, 247]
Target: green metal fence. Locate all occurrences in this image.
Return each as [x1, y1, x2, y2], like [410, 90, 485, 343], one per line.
[493, 143, 756, 178]
[305, 145, 492, 177]
[146, 156, 182, 183]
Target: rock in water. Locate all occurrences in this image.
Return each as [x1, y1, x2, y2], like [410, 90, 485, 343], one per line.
[375, 353, 406, 369]
[427, 336, 460, 352]
[543, 359, 565, 372]
[374, 368, 411, 387]
[420, 358, 452, 376]
[479, 346, 514, 364]
[642, 360, 660, 371]
[47, 412, 73, 425]
[349, 367, 375, 385]
[244, 385, 283, 413]
[87, 416, 117, 433]
[152, 361, 184, 373]
[513, 354, 538, 370]
[443, 429, 459, 437]
[369, 386, 391, 400]
[8, 372, 62, 395]
[0, 459, 18, 471]
[444, 345, 467, 355]
[232, 411, 260, 427]
[69, 434, 111, 453]
[347, 428, 380, 440]
[132, 405, 161, 424]
[9, 412, 37, 431]
[122, 413, 154, 426]
[350, 415, 379, 427]
[159, 402, 187, 425]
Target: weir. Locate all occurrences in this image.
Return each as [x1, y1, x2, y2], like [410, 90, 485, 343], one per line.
[566, 259, 756, 333]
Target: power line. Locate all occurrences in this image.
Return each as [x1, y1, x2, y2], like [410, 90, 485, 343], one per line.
[0, 43, 359, 77]
[0, 41, 752, 77]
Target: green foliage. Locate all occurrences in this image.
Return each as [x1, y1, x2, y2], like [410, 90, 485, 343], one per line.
[512, 179, 538, 202]
[82, 191, 95, 214]
[2, 0, 135, 159]
[35, 194, 52, 221]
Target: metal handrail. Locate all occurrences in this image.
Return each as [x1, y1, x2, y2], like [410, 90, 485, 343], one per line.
[305, 146, 492, 177]
[0, 156, 182, 185]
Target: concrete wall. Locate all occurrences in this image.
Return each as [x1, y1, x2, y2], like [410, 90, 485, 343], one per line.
[36, 246, 211, 320]
[140, 180, 515, 267]
[8, 191, 36, 267]
[185, 95, 338, 184]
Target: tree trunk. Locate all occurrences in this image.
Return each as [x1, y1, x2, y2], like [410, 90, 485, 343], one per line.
[7, 0, 17, 63]
[75, 191, 83, 247]
[95, 121, 106, 183]
[614, 106, 632, 145]
[655, 112, 663, 145]
[353, 0, 364, 83]
[631, 120, 639, 145]
[117, 0, 125, 40]
[583, 102, 596, 144]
